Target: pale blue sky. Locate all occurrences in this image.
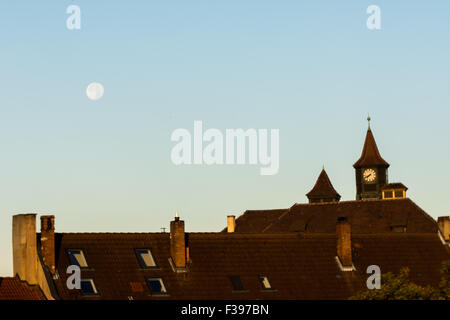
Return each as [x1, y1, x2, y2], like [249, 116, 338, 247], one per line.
[1, 1, 449, 275]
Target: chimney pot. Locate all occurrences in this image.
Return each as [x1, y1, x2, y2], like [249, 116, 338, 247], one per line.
[227, 215, 236, 233]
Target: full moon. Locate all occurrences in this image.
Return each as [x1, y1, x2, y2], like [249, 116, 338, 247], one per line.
[86, 82, 104, 100]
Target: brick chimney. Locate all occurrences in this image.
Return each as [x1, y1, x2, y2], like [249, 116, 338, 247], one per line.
[438, 216, 450, 241]
[227, 215, 236, 233]
[12, 214, 38, 284]
[170, 213, 186, 269]
[336, 216, 353, 267]
[40, 215, 55, 274]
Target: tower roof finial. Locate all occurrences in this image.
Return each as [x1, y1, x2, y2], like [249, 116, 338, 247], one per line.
[367, 114, 371, 130]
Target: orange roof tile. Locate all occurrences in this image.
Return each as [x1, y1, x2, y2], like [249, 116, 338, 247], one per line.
[0, 276, 46, 300]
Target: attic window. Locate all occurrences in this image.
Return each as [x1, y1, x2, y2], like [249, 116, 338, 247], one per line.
[394, 190, 403, 198]
[135, 249, 157, 268]
[383, 191, 393, 199]
[259, 275, 272, 290]
[67, 249, 88, 268]
[229, 275, 245, 291]
[80, 279, 98, 295]
[146, 278, 168, 295]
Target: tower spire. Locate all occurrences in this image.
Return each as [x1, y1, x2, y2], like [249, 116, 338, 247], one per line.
[353, 119, 389, 168]
[306, 168, 341, 203]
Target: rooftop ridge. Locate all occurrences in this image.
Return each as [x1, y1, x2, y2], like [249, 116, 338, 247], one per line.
[243, 208, 289, 214]
[290, 197, 411, 208]
[237, 198, 413, 216]
[51, 231, 443, 239]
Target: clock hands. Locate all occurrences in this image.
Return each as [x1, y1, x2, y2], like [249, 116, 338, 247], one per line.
[363, 170, 375, 181]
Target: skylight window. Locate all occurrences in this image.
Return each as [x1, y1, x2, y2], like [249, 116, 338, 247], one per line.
[230, 275, 245, 291]
[146, 278, 168, 295]
[135, 249, 157, 268]
[259, 275, 272, 290]
[80, 279, 98, 295]
[67, 249, 88, 267]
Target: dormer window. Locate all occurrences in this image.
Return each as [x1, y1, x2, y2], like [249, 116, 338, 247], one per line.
[381, 183, 408, 200]
[67, 249, 88, 268]
[135, 249, 157, 268]
[394, 190, 403, 198]
[383, 191, 393, 199]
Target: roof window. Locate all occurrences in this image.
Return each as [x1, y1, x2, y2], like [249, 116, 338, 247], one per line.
[229, 275, 245, 291]
[147, 278, 168, 295]
[259, 275, 272, 290]
[80, 279, 98, 295]
[135, 249, 157, 268]
[67, 249, 88, 268]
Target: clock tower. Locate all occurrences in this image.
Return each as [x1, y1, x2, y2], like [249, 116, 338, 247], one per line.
[353, 117, 390, 200]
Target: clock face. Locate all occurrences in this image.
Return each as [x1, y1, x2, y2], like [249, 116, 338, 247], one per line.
[363, 168, 377, 183]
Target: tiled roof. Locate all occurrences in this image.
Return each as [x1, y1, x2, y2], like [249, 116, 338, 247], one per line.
[382, 183, 408, 190]
[0, 276, 46, 300]
[353, 128, 390, 168]
[232, 198, 438, 234]
[51, 232, 450, 300]
[306, 169, 341, 201]
[221, 209, 288, 233]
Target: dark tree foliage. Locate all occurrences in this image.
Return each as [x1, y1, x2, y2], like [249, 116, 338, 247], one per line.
[350, 260, 450, 300]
